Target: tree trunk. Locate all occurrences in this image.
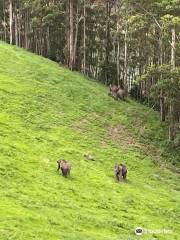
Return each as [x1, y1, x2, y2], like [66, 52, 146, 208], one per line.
[169, 28, 176, 141]
[160, 90, 166, 121]
[159, 37, 165, 121]
[105, 0, 111, 85]
[117, 37, 120, 86]
[18, 7, 21, 47]
[65, 0, 70, 65]
[124, 27, 128, 88]
[169, 103, 175, 141]
[171, 28, 175, 68]
[14, 2, 18, 46]
[73, 2, 81, 70]
[69, 0, 74, 70]
[9, 0, 13, 44]
[25, 9, 30, 50]
[83, 0, 86, 74]
[116, 3, 120, 86]
[3, 0, 7, 42]
[46, 27, 50, 57]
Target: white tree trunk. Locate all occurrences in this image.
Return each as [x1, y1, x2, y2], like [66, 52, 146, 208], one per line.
[73, 3, 81, 70]
[83, 0, 86, 74]
[124, 27, 128, 88]
[14, 2, 18, 46]
[169, 28, 176, 141]
[9, 0, 13, 44]
[171, 28, 175, 68]
[69, 0, 74, 70]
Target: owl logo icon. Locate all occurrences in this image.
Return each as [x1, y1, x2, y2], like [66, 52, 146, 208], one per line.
[135, 227, 143, 236]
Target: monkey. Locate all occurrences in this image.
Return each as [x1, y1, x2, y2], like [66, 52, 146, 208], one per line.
[84, 153, 95, 161]
[57, 160, 71, 177]
[108, 91, 118, 100]
[120, 163, 127, 180]
[108, 84, 127, 101]
[109, 82, 128, 101]
[109, 88, 127, 101]
[109, 84, 120, 93]
[114, 163, 122, 181]
[114, 163, 127, 182]
[116, 88, 127, 100]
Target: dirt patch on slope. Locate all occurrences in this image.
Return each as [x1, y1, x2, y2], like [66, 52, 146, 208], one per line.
[106, 124, 136, 147]
[71, 118, 89, 133]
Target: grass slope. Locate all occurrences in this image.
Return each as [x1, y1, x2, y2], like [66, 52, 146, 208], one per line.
[0, 41, 179, 240]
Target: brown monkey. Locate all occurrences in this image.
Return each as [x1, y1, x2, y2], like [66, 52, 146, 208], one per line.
[114, 163, 122, 181]
[57, 160, 71, 177]
[109, 84, 127, 101]
[109, 84, 120, 93]
[114, 163, 127, 182]
[108, 91, 118, 100]
[116, 88, 127, 100]
[120, 163, 127, 180]
[109, 83, 128, 101]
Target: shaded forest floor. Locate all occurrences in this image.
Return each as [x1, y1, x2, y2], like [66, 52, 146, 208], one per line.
[0, 41, 179, 240]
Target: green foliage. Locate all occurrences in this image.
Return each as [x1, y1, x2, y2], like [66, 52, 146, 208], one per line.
[161, 14, 180, 28]
[128, 14, 148, 32]
[140, 64, 180, 103]
[0, 42, 179, 240]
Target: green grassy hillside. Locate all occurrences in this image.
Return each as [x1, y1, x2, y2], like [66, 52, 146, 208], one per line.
[0, 41, 179, 240]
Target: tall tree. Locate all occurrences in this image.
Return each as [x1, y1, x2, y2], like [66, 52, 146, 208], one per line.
[9, 0, 13, 44]
[69, 0, 74, 70]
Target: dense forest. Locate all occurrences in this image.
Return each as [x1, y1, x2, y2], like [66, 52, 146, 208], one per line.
[0, 0, 180, 144]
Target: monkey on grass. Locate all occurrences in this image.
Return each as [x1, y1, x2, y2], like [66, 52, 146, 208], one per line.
[57, 159, 71, 177]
